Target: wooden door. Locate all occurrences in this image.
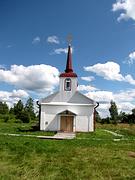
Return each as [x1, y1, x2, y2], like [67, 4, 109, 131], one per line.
[60, 116, 73, 132]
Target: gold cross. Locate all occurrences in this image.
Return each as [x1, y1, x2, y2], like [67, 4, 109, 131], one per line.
[67, 34, 72, 45]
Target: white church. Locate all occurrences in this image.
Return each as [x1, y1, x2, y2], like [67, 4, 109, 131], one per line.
[39, 44, 98, 132]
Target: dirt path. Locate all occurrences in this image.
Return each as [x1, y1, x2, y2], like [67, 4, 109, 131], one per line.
[103, 129, 124, 137]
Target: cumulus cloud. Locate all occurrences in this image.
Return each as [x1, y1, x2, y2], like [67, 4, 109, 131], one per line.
[78, 85, 98, 92]
[86, 91, 114, 102]
[117, 102, 135, 112]
[84, 61, 135, 85]
[81, 76, 95, 82]
[0, 64, 59, 93]
[113, 89, 135, 102]
[32, 36, 41, 44]
[0, 89, 29, 107]
[112, 0, 135, 21]
[125, 74, 135, 85]
[84, 61, 124, 81]
[47, 36, 60, 44]
[127, 51, 135, 64]
[0, 65, 6, 70]
[85, 89, 135, 117]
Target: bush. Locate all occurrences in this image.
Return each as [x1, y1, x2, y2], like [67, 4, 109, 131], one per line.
[101, 117, 111, 124]
[19, 111, 31, 123]
[3, 115, 10, 122]
[0, 114, 10, 122]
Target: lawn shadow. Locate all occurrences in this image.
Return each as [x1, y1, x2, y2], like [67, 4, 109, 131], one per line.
[17, 123, 40, 132]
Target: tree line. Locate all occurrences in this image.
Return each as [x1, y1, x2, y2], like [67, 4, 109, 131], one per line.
[96, 100, 135, 124]
[0, 97, 37, 123]
[0, 98, 135, 125]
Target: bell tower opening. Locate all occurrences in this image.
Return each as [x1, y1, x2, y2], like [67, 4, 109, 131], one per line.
[64, 78, 71, 91]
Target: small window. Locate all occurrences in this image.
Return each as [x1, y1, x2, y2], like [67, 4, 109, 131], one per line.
[64, 78, 71, 91]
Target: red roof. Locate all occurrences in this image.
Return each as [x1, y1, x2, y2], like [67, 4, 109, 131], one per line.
[59, 45, 77, 77]
[60, 72, 77, 77]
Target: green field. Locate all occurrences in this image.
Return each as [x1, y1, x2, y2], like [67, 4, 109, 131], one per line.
[0, 122, 135, 180]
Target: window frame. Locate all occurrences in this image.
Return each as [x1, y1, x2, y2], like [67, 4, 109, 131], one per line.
[64, 78, 71, 91]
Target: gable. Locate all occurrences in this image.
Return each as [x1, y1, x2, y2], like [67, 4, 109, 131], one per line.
[68, 91, 95, 104]
[41, 92, 59, 103]
[40, 91, 95, 105]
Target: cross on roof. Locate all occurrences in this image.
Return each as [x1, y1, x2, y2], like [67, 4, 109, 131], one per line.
[67, 34, 72, 45]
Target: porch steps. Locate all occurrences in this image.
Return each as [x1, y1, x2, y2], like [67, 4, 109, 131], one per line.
[54, 132, 76, 139]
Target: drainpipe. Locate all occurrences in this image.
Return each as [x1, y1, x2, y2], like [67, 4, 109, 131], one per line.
[36, 101, 41, 130]
[94, 102, 99, 131]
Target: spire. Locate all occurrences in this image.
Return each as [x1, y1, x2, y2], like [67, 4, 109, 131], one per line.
[65, 45, 73, 73]
[59, 41, 77, 78]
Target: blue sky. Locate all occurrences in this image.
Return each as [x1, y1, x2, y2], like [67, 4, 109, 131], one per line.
[0, 0, 135, 117]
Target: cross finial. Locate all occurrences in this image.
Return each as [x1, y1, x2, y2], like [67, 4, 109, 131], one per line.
[67, 34, 72, 46]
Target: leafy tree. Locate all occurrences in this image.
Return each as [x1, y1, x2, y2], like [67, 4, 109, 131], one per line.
[19, 111, 31, 123]
[132, 108, 135, 116]
[109, 100, 118, 124]
[9, 107, 14, 114]
[95, 110, 101, 123]
[0, 102, 9, 114]
[101, 117, 111, 124]
[13, 100, 24, 117]
[24, 97, 36, 120]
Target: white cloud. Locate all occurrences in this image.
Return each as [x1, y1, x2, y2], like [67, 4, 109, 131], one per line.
[0, 89, 29, 107]
[0, 64, 59, 93]
[84, 61, 135, 86]
[112, 0, 135, 21]
[32, 36, 40, 44]
[86, 90, 114, 102]
[47, 36, 60, 44]
[52, 47, 73, 55]
[78, 85, 98, 92]
[127, 51, 135, 64]
[117, 102, 135, 112]
[10, 90, 29, 98]
[0, 65, 6, 70]
[125, 74, 135, 85]
[54, 48, 68, 54]
[81, 76, 95, 82]
[85, 89, 135, 117]
[84, 61, 124, 81]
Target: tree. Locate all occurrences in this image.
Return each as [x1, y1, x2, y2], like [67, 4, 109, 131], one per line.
[0, 102, 9, 114]
[19, 111, 31, 123]
[118, 111, 127, 123]
[13, 100, 24, 117]
[24, 97, 36, 121]
[109, 100, 118, 124]
[132, 108, 135, 116]
[95, 110, 101, 123]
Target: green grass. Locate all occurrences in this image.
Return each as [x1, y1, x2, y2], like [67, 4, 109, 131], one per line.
[0, 122, 135, 179]
[0, 122, 56, 136]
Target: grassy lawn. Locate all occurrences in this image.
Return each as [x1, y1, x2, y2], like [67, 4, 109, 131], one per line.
[0, 122, 56, 136]
[0, 122, 135, 179]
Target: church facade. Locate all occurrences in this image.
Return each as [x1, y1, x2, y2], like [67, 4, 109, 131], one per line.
[39, 45, 98, 132]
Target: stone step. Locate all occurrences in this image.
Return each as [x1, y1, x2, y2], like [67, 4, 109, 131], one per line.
[54, 132, 76, 139]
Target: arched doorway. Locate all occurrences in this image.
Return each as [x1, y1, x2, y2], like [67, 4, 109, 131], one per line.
[59, 110, 76, 132]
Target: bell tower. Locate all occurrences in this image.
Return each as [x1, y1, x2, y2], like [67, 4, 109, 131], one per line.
[59, 44, 78, 101]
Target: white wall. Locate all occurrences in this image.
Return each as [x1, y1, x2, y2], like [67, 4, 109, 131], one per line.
[40, 104, 94, 132]
[41, 104, 94, 116]
[59, 77, 78, 102]
[40, 113, 58, 131]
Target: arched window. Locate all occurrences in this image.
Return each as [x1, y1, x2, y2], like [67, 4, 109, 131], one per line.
[64, 78, 71, 91]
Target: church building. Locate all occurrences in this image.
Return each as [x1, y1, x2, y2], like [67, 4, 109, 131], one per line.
[39, 44, 98, 132]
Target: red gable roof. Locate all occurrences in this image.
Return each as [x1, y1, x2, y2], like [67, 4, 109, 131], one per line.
[59, 45, 77, 77]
